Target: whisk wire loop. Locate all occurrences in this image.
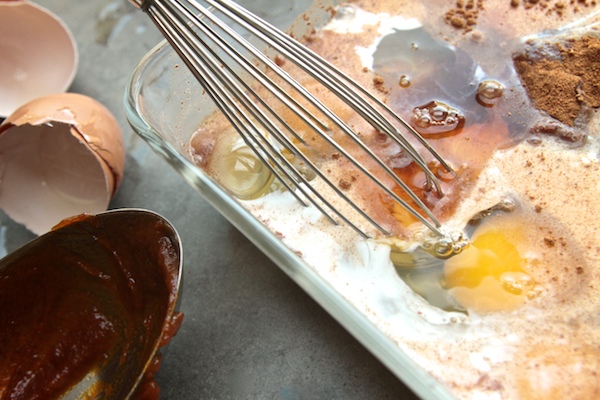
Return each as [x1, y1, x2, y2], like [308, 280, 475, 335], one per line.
[208, 0, 453, 184]
[132, 0, 455, 238]
[149, 0, 392, 235]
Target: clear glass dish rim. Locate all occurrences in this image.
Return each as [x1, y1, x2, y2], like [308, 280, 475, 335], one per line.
[124, 37, 456, 400]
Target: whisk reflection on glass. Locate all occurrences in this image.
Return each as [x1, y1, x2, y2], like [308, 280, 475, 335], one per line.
[129, 0, 469, 257]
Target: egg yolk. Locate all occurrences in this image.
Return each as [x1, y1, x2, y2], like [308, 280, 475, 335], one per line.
[443, 217, 536, 313]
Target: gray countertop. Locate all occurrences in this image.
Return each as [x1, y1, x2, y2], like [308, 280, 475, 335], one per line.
[2, 0, 419, 398]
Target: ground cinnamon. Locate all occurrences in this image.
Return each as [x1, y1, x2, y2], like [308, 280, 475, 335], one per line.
[514, 34, 600, 126]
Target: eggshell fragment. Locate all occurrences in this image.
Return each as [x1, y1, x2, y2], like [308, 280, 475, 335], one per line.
[0, 0, 78, 117]
[0, 93, 125, 235]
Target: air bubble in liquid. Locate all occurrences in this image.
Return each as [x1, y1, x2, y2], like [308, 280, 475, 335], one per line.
[334, 5, 356, 20]
[476, 79, 504, 107]
[412, 100, 465, 134]
[500, 271, 534, 295]
[399, 75, 411, 88]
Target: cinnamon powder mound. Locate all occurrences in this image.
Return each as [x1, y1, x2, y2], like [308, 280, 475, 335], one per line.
[514, 34, 600, 126]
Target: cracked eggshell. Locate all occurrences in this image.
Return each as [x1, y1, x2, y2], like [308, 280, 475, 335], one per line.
[0, 0, 78, 117]
[0, 93, 125, 235]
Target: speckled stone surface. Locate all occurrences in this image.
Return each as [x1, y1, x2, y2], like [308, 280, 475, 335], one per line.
[1, 0, 419, 398]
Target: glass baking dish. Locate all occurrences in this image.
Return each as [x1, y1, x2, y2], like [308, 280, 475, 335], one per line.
[124, 0, 456, 398]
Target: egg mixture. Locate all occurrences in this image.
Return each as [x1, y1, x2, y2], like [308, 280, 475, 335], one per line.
[190, 0, 600, 398]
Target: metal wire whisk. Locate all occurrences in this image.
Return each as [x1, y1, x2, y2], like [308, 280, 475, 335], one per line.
[130, 0, 467, 254]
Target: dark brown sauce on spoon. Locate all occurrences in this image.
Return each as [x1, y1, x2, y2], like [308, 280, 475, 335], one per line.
[0, 210, 183, 400]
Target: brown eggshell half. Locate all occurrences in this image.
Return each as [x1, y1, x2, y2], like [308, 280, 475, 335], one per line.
[0, 93, 125, 235]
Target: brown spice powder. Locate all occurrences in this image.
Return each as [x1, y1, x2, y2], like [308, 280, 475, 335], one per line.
[373, 75, 390, 94]
[514, 34, 600, 126]
[443, 0, 484, 33]
[514, 58, 582, 125]
[444, 0, 598, 32]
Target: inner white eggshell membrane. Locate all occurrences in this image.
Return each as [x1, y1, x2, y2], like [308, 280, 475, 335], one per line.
[0, 123, 109, 235]
[0, 93, 125, 235]
[0, 1, 78, 117]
